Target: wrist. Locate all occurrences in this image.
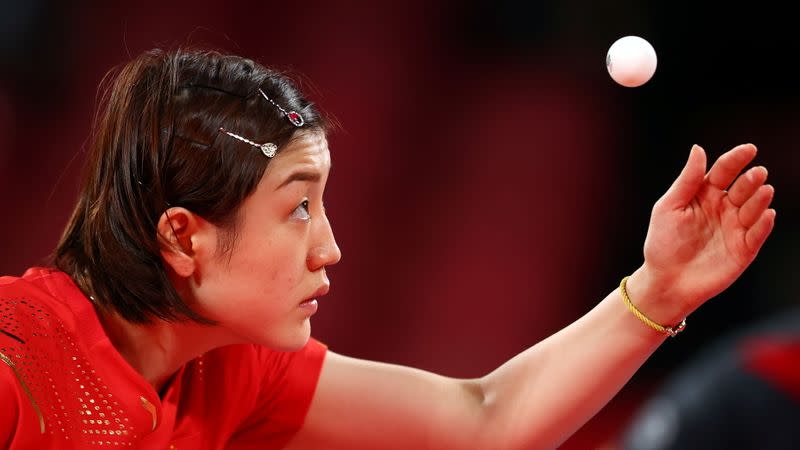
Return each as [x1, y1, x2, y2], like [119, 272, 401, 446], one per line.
[624, 266, 691, 329]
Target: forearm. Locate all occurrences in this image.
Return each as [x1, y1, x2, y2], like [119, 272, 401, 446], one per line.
[475, 269, 681, 449]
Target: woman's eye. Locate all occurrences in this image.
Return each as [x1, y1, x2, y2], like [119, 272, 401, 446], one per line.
[291, 199, 311, 221]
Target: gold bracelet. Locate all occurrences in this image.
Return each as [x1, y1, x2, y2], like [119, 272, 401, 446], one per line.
[620, 276, 686, 337]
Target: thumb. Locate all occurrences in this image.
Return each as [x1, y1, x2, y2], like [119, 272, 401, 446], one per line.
[660, 145, 707, 209]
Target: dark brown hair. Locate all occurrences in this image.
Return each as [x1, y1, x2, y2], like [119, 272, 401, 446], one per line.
[54, 48, 327, 324]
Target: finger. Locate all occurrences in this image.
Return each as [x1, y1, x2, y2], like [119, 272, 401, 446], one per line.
[728, 166, 768, 207]
[660, 145, 706, 209]
[738, 184, 775, 228]
[706, 143, 757, 190]
[745, 208, 776, 254]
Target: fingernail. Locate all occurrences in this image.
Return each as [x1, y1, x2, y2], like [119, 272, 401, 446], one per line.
[752, 166, 767, 179]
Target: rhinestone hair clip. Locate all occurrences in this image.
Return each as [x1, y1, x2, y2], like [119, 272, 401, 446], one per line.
[259, 88, 305, 127]
[216, 88, 304, 157]
[218, 127, 278, 158]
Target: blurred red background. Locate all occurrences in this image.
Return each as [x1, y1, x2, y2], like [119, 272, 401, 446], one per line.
[1, 1, 797, 447]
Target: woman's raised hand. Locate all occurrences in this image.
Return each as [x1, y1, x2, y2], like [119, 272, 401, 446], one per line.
[630, 144, 776, 321]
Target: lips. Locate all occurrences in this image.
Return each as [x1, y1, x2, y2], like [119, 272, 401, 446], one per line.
[300, 284, 330, 306]
[311, 284, 330, 299]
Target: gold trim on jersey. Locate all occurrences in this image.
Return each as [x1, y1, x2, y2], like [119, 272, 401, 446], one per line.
[0, 350, 45, 434]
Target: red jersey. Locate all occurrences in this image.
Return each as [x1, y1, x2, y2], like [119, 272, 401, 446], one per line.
[0, 268, 327, 449]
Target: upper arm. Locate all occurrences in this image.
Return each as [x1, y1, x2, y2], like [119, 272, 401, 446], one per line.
[285, 351, 487, 450]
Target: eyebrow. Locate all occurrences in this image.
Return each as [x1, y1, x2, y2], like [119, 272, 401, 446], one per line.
[275, 170, 322, 190]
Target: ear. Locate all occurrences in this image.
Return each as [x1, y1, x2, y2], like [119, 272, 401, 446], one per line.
[157, 207, 202, 278]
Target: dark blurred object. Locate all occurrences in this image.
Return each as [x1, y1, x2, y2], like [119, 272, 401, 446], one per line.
[621, 307, 800, 450]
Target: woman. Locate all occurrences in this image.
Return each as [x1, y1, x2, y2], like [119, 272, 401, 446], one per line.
[0, 48, 776, 449]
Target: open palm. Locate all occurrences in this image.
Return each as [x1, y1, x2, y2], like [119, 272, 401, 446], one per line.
[641, 144, 776, 316]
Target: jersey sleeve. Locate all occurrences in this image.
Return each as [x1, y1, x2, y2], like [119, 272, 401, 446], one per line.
[226, 338, 327, 449]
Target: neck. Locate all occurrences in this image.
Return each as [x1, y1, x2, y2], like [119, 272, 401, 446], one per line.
[95, 308, 236, 394]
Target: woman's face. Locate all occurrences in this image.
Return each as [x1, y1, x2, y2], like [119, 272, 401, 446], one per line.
[190, 132, 341, 350]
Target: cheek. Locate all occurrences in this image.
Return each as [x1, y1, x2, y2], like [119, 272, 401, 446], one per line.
[228, 238, 305, 292]
[197, 220, 309, 303]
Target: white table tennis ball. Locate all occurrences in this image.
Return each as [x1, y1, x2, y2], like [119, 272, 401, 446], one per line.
[606, 36, 657, 87]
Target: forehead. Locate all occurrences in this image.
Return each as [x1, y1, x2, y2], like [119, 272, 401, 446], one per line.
[262, 132, 330, 182]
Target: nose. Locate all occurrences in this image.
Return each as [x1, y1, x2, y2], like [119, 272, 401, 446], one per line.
[307, 213, 342, 272]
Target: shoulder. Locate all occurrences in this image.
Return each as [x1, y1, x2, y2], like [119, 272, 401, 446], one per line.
[253, 339, 328, 386]
[205, 338, 328, 382]
[0, 267, 71, 302]
[196, 339, 327, 409]
[0, 268, 82, 345]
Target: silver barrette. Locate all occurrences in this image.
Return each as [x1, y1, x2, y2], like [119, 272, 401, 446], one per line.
[218, 127, 277, 158]
[259, 88, 305, 127]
